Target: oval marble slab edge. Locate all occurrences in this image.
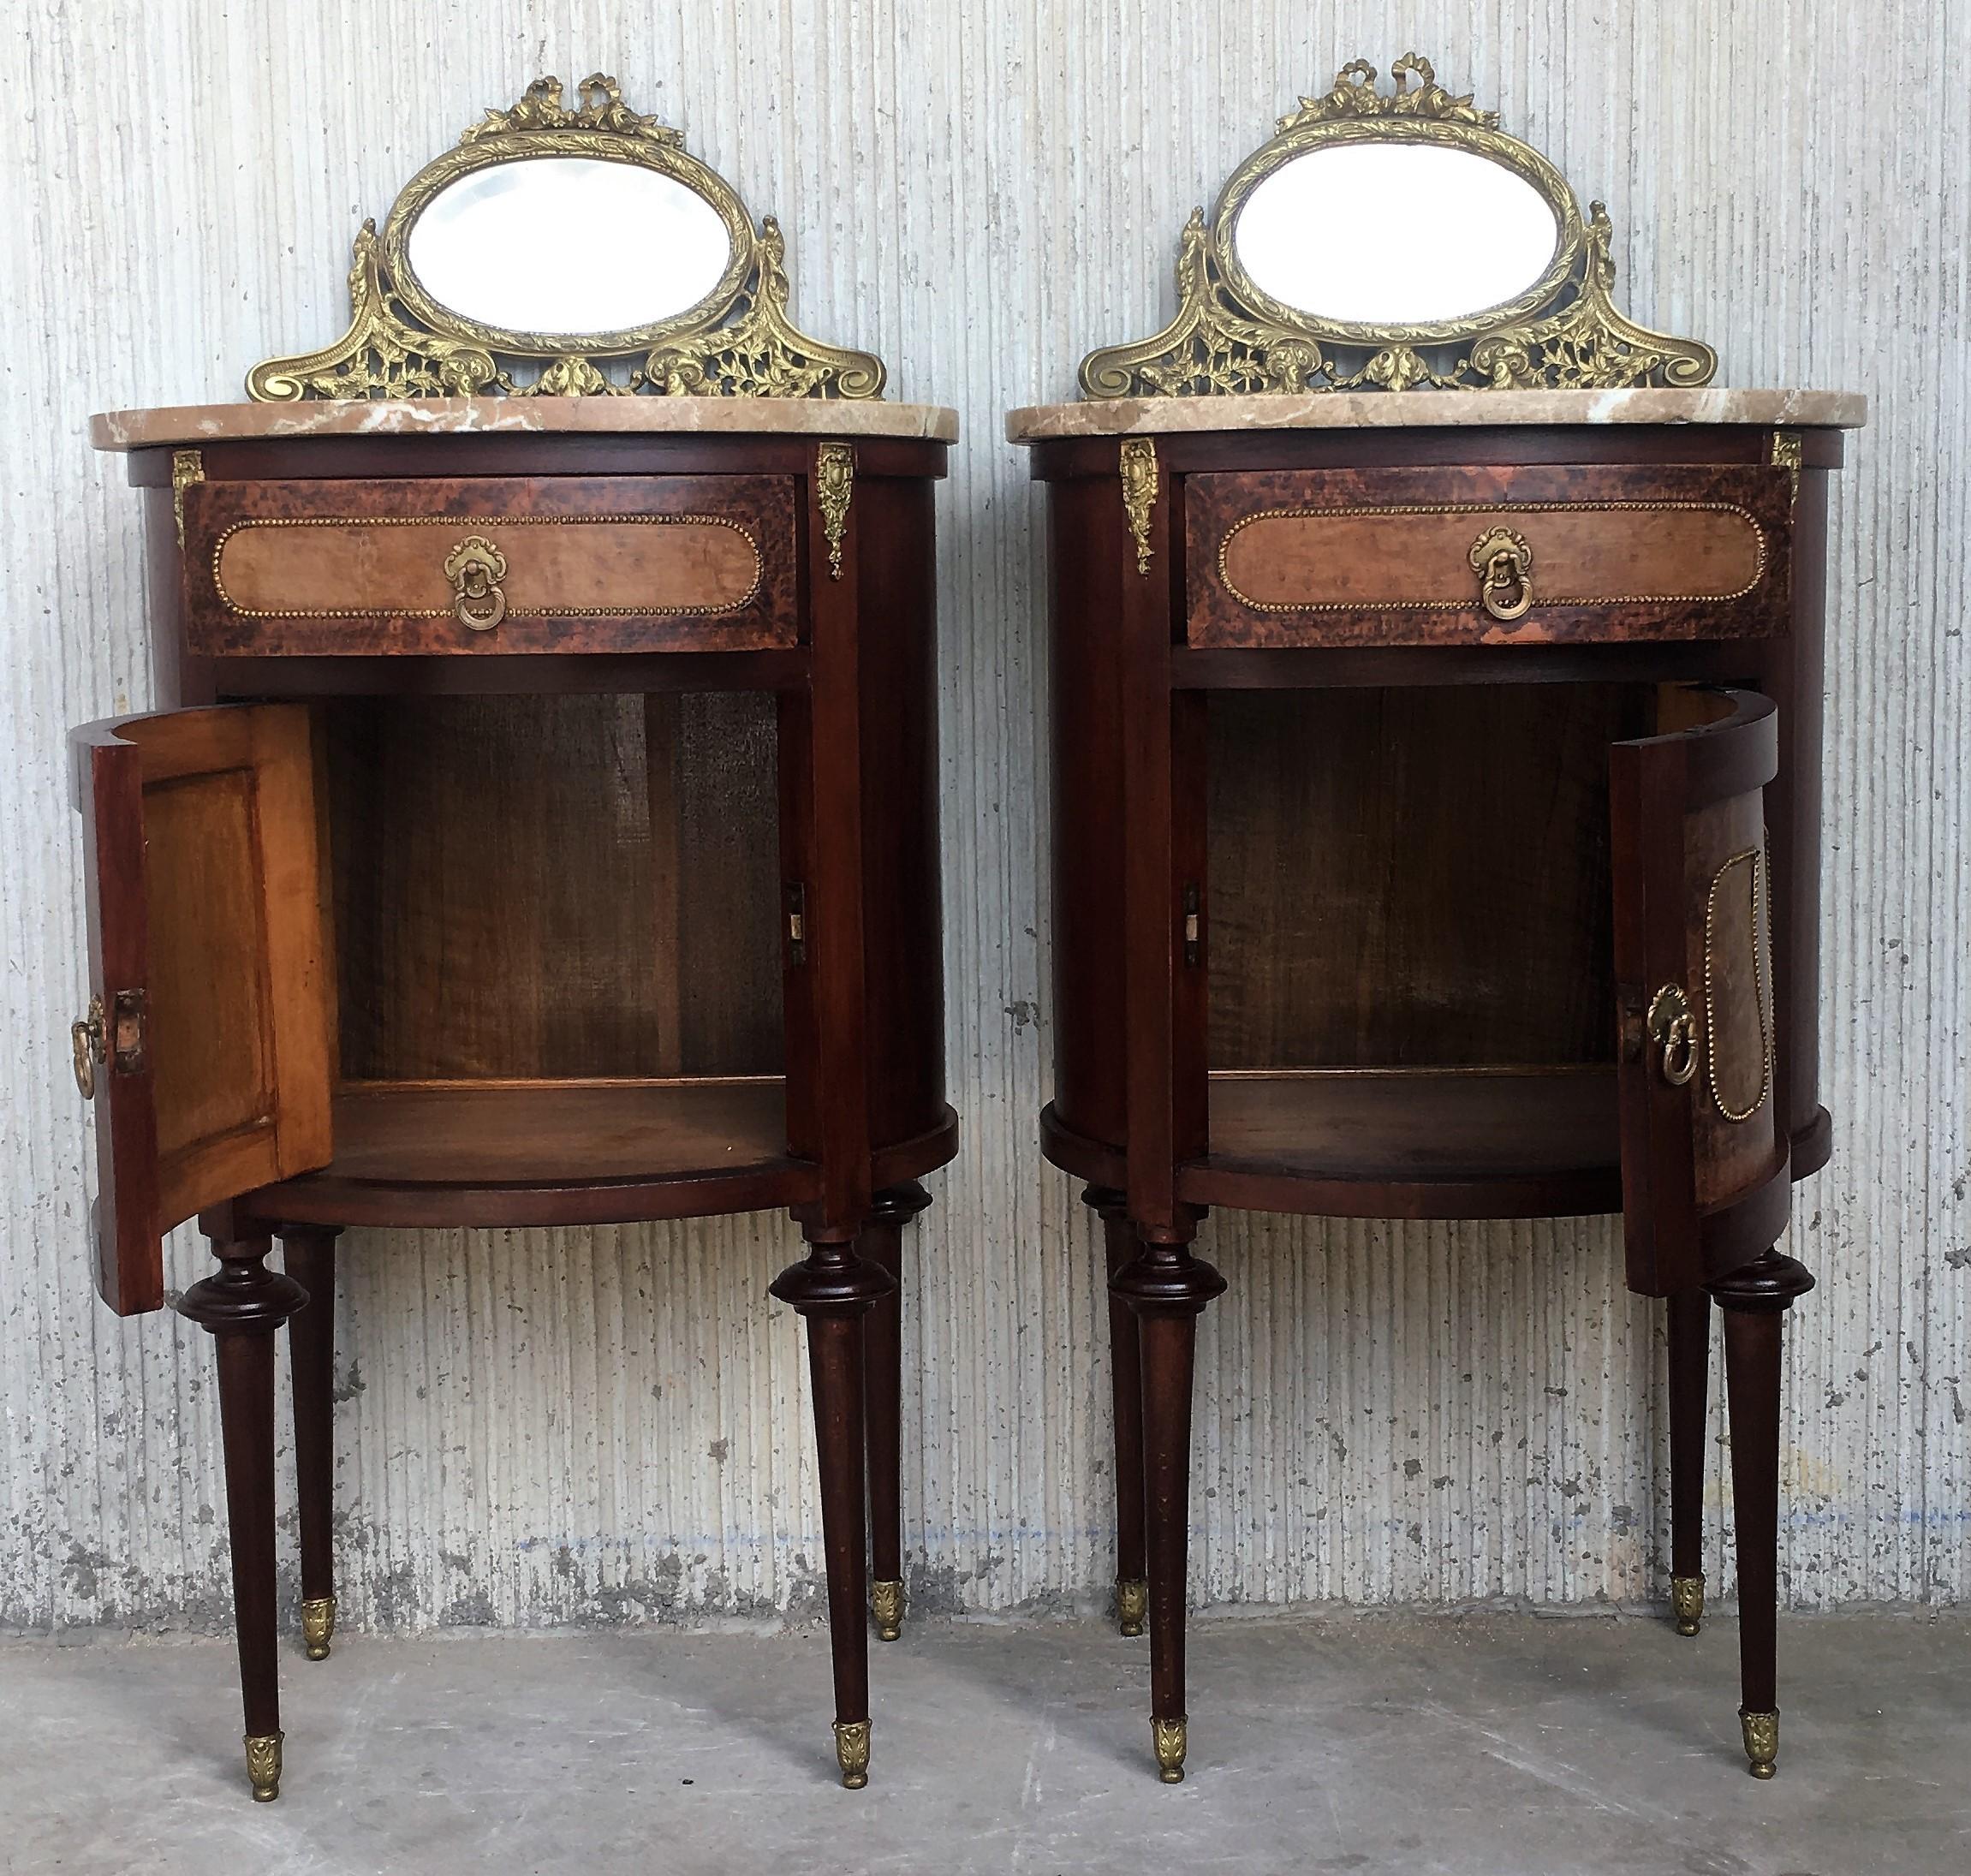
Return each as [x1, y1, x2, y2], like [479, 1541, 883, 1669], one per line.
[1004, 389, 1866, 444]
[92, 396, 960, 451]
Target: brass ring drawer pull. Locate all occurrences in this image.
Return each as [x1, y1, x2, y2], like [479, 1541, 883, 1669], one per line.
[1647, 983, 1700, 1087]
[1468, 525, 1533, 622]
[444, 535, 508, 632]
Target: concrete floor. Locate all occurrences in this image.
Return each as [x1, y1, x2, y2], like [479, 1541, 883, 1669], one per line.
[1, 1611, 1962, 1875]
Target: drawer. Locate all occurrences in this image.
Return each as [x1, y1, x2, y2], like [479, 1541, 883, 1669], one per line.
[1184, 464, 1794, 648]
[182, 475, 800, 656]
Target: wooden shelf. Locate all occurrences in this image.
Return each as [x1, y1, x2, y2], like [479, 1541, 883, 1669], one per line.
[248, 1078, 816, 1230]
[1180, 1067, 1623, 1219]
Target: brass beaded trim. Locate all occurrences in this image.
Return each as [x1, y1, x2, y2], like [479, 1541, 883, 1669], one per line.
[1702, 845, 1773, 1124]
[210, 513, 765, 619]
[1215, 499, 1768, 615]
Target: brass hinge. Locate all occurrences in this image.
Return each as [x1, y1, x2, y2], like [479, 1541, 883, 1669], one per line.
[785, 882, 807, 965]
[170, 450, 204, 550]
[1182, 884, 1200, 966]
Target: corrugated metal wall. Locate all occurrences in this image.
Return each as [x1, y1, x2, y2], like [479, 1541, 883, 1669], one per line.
[2, 0, 1963, 1634]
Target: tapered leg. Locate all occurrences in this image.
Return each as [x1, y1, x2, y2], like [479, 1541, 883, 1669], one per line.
[1709, 1250, 1815, 1778]
[282, 1227, 342, 1661]
[1113, 1224, 1225, 1784]
[858, 1183, 929, 1641]
[770, 1233, 893, 1788]
[181, 1225, 306, 1802]
[1667, 1288, 1711, 1635]
[1087, 1187, 1148, 1635]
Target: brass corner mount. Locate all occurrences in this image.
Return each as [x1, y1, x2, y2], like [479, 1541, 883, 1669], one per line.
[247, 72, 884, 403]
[1079, 52, 1717, 399]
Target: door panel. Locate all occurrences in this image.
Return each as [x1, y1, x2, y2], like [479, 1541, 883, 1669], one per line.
[73, 705, 334, 1313]
[1611, 686, 1788, 1295]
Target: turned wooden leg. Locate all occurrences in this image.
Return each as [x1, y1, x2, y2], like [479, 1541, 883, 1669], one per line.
[1709, 1249, 1815, 1778]
[858, 1183, 929, 1642]
[1667, 1287, 1711, 1635]
[771, 1233, 894, 1788]
[1087, 1186, 1148, 1636]
[1113, 1224, 1225, 1784]
[281, 1226, 342, 1662]
[181, 1224, 307, 1802]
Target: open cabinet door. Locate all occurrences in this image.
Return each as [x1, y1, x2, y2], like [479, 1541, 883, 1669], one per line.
[72, 705, 334, 1314]
[1611, 687, 1789, 1296]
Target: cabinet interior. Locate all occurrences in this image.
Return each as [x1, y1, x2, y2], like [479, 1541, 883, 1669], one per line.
[312, 692, 788, 1178]
[1201, 682, 1659, 1181]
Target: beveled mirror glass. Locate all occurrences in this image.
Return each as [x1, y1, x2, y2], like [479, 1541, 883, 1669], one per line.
[1232, 143, 1561, 328]
[1080, 53, 1715, 396]
[402, 157, 736, 338]
[248, 72, 884, 401]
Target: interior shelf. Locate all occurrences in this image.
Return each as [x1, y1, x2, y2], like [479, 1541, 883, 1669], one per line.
[251, 1078, 815, 1230]
[1178, 1067, 1623, 1220]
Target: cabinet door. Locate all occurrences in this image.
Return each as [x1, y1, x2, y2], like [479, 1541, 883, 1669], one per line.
[1611, 687, 1789, 1295]
[73, 705, 334, 1314]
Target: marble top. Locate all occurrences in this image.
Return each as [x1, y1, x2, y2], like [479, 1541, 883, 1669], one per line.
[92, 396, 960, 450]
[1005, 388, 1865, 444]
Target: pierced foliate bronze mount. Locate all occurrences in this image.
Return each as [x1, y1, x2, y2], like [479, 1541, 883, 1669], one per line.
[1080, 52, 1717, 398]
[248, 73, 885, 402]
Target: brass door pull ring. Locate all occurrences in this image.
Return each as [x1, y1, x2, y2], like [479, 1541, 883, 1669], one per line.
[71, 995, 105, 1099]
[1647, 984, 1700, 1087]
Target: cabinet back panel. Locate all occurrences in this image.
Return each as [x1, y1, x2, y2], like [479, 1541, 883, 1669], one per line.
[1206, 685, 1650, 1069]
[325, 694, 782, 1081]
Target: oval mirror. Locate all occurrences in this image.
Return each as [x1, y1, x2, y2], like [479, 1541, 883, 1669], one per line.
[1233, 142, 1561, 329]
[404, 156, 735, 338]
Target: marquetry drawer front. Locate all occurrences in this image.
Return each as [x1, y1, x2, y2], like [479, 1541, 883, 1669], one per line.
[1185, 464, 1794, 649]
[182, 475, 799, 656]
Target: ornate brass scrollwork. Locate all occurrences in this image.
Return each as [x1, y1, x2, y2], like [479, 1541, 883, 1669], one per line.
[1120, 438, 1158, 575]
[1078, 55, 1717, 399]
[170, 450, 204, 549]
[443, 534, 508, 631]
[1468, 525, 1533, 622]
[816, 442, 854, 580]
[247, 74, 884, 402]
[1647, 984, 1699, 1087]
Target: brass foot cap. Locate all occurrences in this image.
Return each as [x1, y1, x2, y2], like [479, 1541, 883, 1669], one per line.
[1152, 1715, 1187, 1784]
[872, 1579, 905, 1643]
[1116, 1577, 1148, 1638]
[245, 1731, 283, 1802]
[834, 1718, 872, 1790]
[301, 1594, 336, 1661]
[1740, 1708, 1779, 1778]
[1670, 1575, 1704, 1637]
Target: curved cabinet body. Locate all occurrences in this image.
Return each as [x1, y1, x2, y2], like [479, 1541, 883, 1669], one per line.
[77, 396, 956, 1797]
[1012, 388, 1863, 1784]
[1025, 409, 1844, 1232]
[86, 404, 954, 1284]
